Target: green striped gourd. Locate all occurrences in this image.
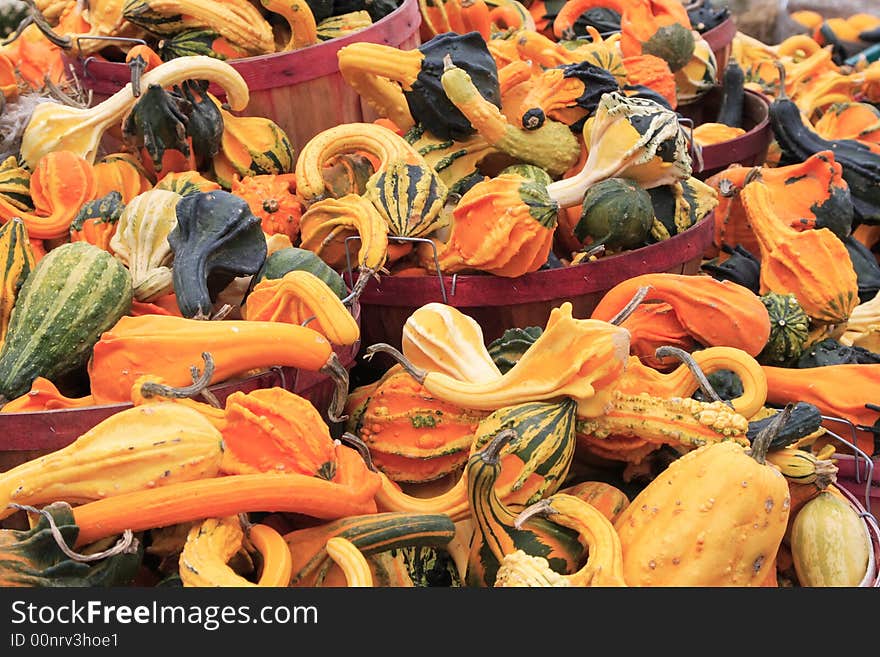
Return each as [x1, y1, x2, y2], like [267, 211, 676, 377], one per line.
[466, 426, 583, 588]
[0, 157, 32, 212]
[487, 326, 543, 374]
[285, 512, 456, 587]
[365, 160, 449, 238]
[758, 292, 811, 366]
[0, 242, 132, 401]
[316, 10, 372, 40]
[0, 218, 35, 350]
[255, 247, 348, 299]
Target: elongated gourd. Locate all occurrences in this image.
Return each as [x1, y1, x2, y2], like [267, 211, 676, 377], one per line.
[0, 403, 224, 521]
[87, 314, 347, 409]
[20, 55, 250, 168]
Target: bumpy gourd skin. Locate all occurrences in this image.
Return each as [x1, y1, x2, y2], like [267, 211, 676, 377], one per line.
[613, 439, 790, 587]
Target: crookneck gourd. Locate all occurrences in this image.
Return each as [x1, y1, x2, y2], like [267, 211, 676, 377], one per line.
[495, 492, 627, 586]
[168, 190, 267, 319]
[546, 91, 692, 208]
[298, 193, 389, 296]
[20, 55, 250, 169]
[424, 172, 558, 277]
[109, 188, 181, 303]
[70, 191, 126, 253]
[0, 241, 132, 402]
[87, 314, 349, 418]
[438, 56, 581, 177]
[0, 402, 224, 520]
[243, 270, 360, 346]
[612, 410, 791, 586]
[367, 301, 630, 418]
[590, 272, 772, 358]
[465, 428, 583, 587]
[337, 31, 502, 142]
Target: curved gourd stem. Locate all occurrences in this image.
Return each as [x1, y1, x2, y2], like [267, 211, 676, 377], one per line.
[362, 343, 428, 383]
[23, 0, 70, 48]
[479, 428, 518, 464]
[608, 286, 652, 325]
[513, 498, 555, 528]
[773, 60, 790, 100]
[654, 345, 727, 406]
[320, 352, 351, 424]
[140, 352, 216, 400]
[7, 503, 137, 561]
[338, 432, 378, 473]
[749, 403, 793, 464]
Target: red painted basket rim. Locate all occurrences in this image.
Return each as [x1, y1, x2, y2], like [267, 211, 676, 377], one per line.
[695, 89, 772, 174]
[701, 15, 737, 51]
[70, 0, 421, 92]
[356, 211, 715, 308]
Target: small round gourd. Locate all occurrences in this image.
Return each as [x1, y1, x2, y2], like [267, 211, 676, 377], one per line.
[365, 160, 449, 238]
[642, 22, 695, 72]
[574, 177, 653, 251]
[758, 292, 811, 366]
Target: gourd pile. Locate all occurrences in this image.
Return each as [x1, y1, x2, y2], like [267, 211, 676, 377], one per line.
[0, 0, 875, 588]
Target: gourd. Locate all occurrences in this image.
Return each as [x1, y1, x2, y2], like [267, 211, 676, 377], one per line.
[231, 174, 303, 243]
[0, 502, 142, 587]
[547, 92, 692, 208]
[745, 403, 823, 451]
[70, 191, 125, 252]
[790, 491, 871, 587]
[261, 0, 319, 51]
[70, 441, 381, 547]
[110, 189, 181, 303]
[612, 302, 697, 370]
[121, 0, 275, 55]
[19, 55, 250, 169]
[439, 56, 581, 177]
[157, 28, 252, 61]
[574, 177, 654, 251]
[365, 160, 450, 238]
[844, 234, 880, 304]
[716, 59, 745, 128]
[0, 156, 32, 212]
[612, 411, 791, 586]
[701, 244, 761, 294]
[769, 62, 880, 223]
[168, 190, 267, 319]
[429, 173, 558, 277]
[367, 301, 631, 418]
[757, 292, 811, 366]
[465, 428, 583, 587]
[841, 290, 880, 351]
[154, 171, 221, 196]
[87, 314, 350, 412]
[557, 480, 630, 523]
[591, 273, 772, 358]
[764, 445, 838, 486]
[284, 512, 456, 587]
[0, 151, 97, 241]
[621, 4, 695, 73]
[211, 101, 296, 189]
[673, 35, 717, 105]
[0, 218, 34, 349]
[0, 377, 96, 413]
[255, 247, 348, 300]
[739, 177, 859, 325]
[0, 402, 224, 520]
[401, 302, 501, 384]
[242, 270, 360, 346]
[796, 338, 880, 367]
[325, 537, 373, 587]
[622, 54, 677, 109]
[350, 370, 487, 482]
[298, 194, 389, 297]
[487, 326, 542, 374]
[337, 31, 502, 142]
[317, 10, 372, 40]
[369, 397, 578, 520]
[0, 242, 132, 402]
[178, 517, 293, 586]
[498, 492, 627, 586]
[517, 61, 620, 130]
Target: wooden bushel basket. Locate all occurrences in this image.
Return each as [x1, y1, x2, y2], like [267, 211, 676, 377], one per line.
[679, 87, 773, 180]
[68, 0, 422, 155]
[701, 14, 737, 74]
[353, 212, 715, 353]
